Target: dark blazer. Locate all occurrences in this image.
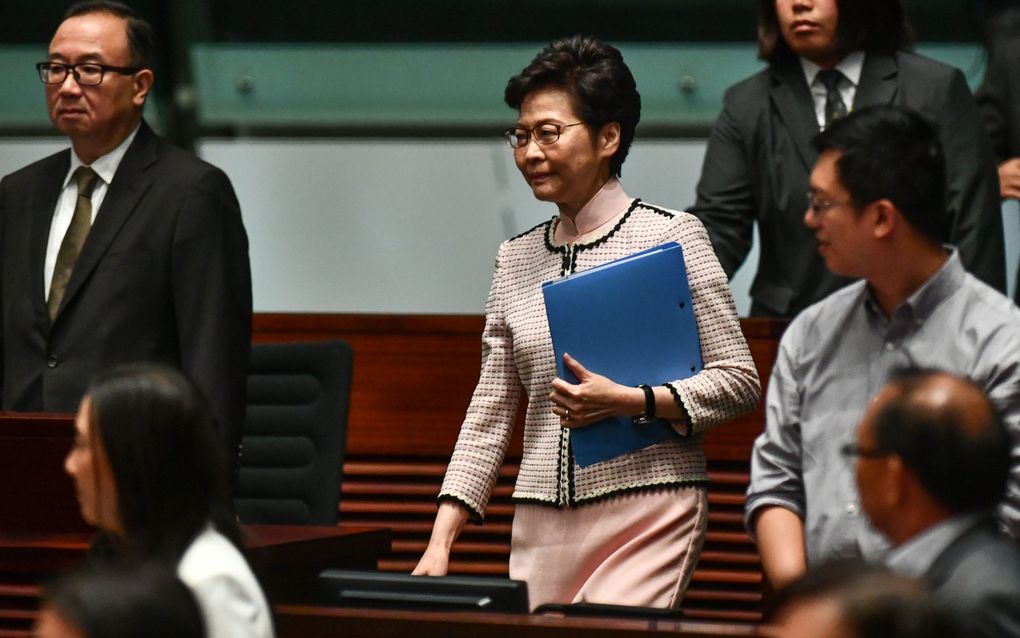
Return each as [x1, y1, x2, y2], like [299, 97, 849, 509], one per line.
[924, 518, 1020, 638]
[976, 42, 1020, 163]
[0, 121, 252, 458]
[691, 51, 1005, 316]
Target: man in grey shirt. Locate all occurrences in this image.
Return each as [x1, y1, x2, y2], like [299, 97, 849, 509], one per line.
[746, 105, 1020, 590]
[852, 369, 1020, 638]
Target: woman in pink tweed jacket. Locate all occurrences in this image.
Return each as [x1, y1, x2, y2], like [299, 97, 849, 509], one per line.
[413, 35, 761, 609]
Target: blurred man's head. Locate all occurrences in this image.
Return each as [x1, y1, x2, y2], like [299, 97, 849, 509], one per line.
[771, 559, 960, 638]
[852, 369, 1009, 544]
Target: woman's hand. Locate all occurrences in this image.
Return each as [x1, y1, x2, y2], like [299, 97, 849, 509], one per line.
[411, 501, 469, 576]
[412, 544, 451, 576]
[549, 353, 643, 428]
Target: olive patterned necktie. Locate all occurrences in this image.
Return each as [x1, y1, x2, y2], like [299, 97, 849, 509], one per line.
[48, 166, 100, 321]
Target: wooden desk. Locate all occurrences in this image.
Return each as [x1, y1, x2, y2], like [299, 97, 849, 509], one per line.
[0, 413, 84, 535]
[244, 525, 391, 602]
[273, 605, 770, 638]
[0, 525, 390, 636]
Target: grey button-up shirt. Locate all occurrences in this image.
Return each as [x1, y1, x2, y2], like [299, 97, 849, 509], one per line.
[746, 250, 1020, 565]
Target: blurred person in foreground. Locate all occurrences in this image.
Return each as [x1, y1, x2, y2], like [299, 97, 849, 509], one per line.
[34, 562, 205, 638]
[64, 364, 273, 638]
[851, 369, 1020, 638]
[770, 559, 961, 638]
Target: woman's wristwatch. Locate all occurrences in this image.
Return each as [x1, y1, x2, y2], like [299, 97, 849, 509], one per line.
[632, 384, 656, 424]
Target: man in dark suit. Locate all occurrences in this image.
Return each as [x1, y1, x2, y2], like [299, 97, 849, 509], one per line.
[691, 0, 1004, 316]
[0, 1, 252, 460]
[852, 369, 1020, 638]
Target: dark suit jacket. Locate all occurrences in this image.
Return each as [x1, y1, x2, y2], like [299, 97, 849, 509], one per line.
[0, 121, 252, 458]
[924, 518, 1020, 638]
[691, 51, 1005, 317]
[976, 42, 1020, 163]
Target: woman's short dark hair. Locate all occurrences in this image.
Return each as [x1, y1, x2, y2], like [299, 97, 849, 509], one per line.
[85, 364, 238, 565]
[757, 0, 912, 63]
[43, 562, 205, 638]
[504, 35, 641, 178]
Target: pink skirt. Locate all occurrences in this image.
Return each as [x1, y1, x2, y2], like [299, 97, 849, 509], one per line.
[508, 486, 708, 610]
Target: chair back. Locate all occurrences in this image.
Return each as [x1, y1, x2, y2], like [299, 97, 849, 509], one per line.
[236, 340, 353, 525]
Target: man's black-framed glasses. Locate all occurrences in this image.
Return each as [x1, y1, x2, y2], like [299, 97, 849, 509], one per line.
[806, 190, 852, 216]
[839, 442, 892, 459]
[503, 122, 584, 149]
[36, 61, 140, 86]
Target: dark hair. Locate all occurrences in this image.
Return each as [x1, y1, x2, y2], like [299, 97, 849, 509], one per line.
[42, 562, 205, 638]
[812, 105, 946, 243]
[504, 35, 641, 178]
[870, 368, 1010, 514]
[770, 559, 961, 638]
[757, 0, 912, 63]
[63, 1, 155, 70]
[85, 364, 239, 566]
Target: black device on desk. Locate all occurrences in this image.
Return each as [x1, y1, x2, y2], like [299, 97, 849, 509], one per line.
[318, 569, 529, 613]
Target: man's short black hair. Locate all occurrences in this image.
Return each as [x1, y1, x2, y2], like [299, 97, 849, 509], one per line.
[870, 368, 1010, 515]
[812, 105, 947, 244]
[504, 35, 641, 178]
[757, 0, 912, 63]
[63, 1, 155, 70]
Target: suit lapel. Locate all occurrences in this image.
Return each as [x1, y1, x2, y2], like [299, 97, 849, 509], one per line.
[852, 51, 899, 109]
[52, 122, 157, 322]
[769, 59, 821, 172]
[30, 152, 71, 320]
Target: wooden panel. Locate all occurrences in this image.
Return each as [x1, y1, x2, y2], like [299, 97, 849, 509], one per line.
[254, 314, 788, 622]
[0, 414, 85, 535]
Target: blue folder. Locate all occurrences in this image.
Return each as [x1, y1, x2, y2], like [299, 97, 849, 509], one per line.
[541, 242, 703, 467]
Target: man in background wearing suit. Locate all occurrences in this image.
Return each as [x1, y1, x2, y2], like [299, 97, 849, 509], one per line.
[691, 0, 1004, 317]
[853, 369, 1020, 638]
[0, 1, 252, 460]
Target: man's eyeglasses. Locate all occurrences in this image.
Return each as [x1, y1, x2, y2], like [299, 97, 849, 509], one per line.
[36, 62, 140, 87]
[806, 191, 852, 216]
[839, 442, 892, 459]
[503, 122, 585, 149]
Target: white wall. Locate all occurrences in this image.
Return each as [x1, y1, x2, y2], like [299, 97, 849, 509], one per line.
[198, 137, 759, 315]
[7, 137, 1016, 317]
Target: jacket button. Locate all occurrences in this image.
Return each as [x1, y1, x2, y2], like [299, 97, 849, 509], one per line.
[47, 356, 58, 368]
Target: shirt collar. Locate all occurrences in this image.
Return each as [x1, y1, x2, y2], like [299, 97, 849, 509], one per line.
[886, 513, 983, 578]
[555, 178, 633, 241]
[864, 247, 962, 322]
[800, 50, 865, 88]
[64, 123, 141, 190]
